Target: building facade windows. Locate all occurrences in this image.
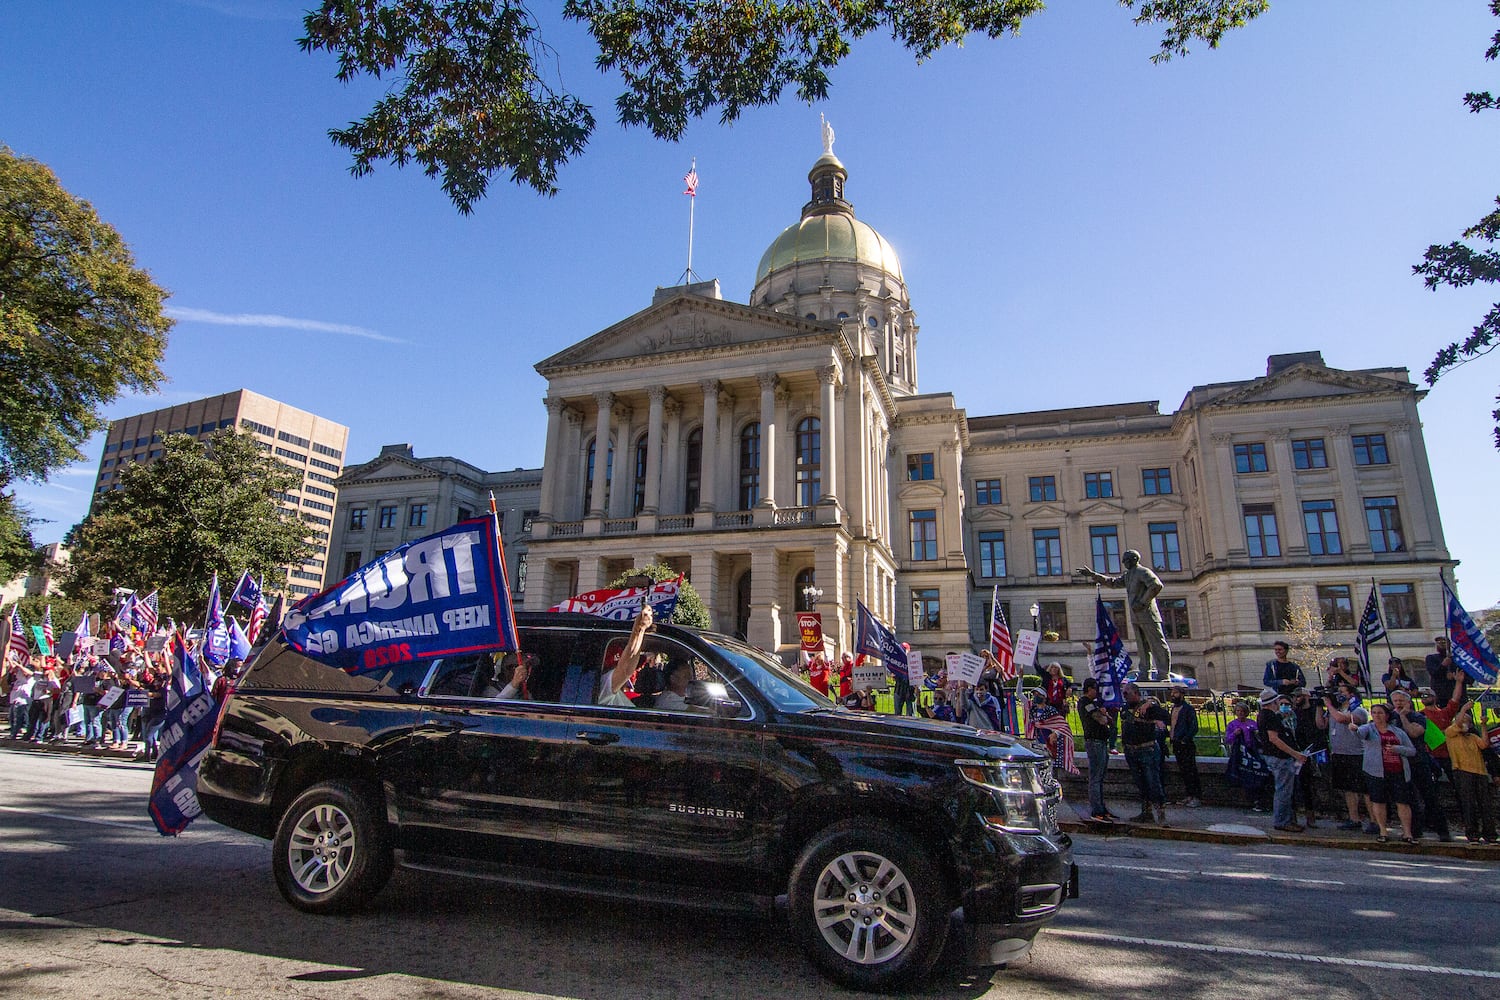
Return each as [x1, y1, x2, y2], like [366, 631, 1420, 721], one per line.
[1318, 584, 1355, 629]
[378, 505, 397, 529]
[738, 423, 760, 508]
[1089, 525, 1121, 574]
[1243, 503, 1281, 558]
[1381, 583, 1421, 629]
[911, 588, 940, 631]
[1148, 522, 1181, 571]
[796, 416, 821, 505]
[977, 529, 1006, 578]
[1292, 438, 1329, 469]
[1037, 600, 1069, 640]
[409, 503, 428, 528]
[633, 435, 648, 514]
[1234, 442, 1269, 473]
[1364, 496, 1404, 552]
[974, 479, 1002, 505]
[1256, 586, 1290, 632]
[1141, 467, 1173, 495]
[684, 427, 702, 512]
[909, 509, 938, 561]
[1033, 528, 1063, 576]
[1159, 598, 1190, 639]
[1352, 434, 1390, 466]
[1028, 475, 1057, 502]
[1302, 499, 1343, 555]
[341, 551, 363, 577]
[906, 452, 934, 481]
[1084, 471, 1114, 499]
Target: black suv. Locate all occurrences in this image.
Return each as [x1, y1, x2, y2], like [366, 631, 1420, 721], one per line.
[199, 611, 1076, 990]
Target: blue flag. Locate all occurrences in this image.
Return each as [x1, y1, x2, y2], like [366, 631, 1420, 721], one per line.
[113, 592, 137, 628]
[227, 617, 252, 660]
[147, 634, 219, 836]
[854, 600, 908, 679]
[229, 571, 264, 612]
[204, 572, 230, 666]
[1353, 584, 1385, 692]
[282, 516, 519, 674]
[1444, 578, 1499, 685]
[1091, 597, 1131, 709]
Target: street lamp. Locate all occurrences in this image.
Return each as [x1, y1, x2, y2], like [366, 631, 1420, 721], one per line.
[802, 585, 823, 610]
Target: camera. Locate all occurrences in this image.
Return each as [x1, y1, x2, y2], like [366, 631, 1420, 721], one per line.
[1309, 685, 1343, 706]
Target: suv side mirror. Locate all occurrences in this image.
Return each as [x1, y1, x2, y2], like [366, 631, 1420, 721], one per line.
[713, 697, 745, 719]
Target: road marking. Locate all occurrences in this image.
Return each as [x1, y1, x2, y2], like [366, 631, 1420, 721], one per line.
[1046, 929, 1500, 980]
[1083, 861, 1345, 886]
[0, 803, 156, 833]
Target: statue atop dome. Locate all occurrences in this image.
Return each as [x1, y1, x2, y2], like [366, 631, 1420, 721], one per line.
[820, 113, 835, 157]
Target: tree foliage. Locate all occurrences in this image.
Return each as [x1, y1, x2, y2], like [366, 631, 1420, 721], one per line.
[301, 0, 1268, 213]
[0, 490, 38, 583]
[61, 429, 315, 621]
[1415, 0, 1500, 450]
[0, 147, 171, 483]
[607, 561, 710, 630]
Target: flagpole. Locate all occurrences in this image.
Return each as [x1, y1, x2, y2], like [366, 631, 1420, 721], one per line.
[1373, 576, 1397, 667]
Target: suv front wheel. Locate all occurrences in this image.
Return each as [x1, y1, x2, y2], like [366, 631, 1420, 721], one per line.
[272, 779, 393, 913]
[787, 818, 949, 991]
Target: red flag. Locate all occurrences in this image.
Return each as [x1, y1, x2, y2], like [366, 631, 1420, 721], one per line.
[683, 163, 699, 197]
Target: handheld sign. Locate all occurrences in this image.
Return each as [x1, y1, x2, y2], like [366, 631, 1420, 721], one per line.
[282, 517, 518, 674]
[797, 612, 824, 652]
[905, 650, 925, 688]
[946, 651, 986, 686]
[1014, 629, 1042, 669]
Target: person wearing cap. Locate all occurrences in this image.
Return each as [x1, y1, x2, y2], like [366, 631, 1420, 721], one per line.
[1425, 636, 1460, 707]
[599, 604, 654, 708]
[1078, 677, 1118, 822]
[1443, 699, 1497, 844]
[1261, 642, 1306, 699]
[1256, 687, 1310, 832]
[1120, 683, 1170, 825]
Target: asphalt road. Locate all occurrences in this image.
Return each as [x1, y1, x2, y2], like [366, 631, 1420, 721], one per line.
[3, 747, 1498, 999]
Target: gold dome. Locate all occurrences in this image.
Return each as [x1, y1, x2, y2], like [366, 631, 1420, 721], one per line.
[754, 212, 904, 285]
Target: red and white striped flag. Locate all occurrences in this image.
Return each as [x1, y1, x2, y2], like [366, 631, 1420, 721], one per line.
[9, 605, 28, 660]
[990, 587, 1016, 681]
[247, 595, 269, 644]
[683, 162, 699, 197]
[1026, 703, 1078, 775]
[42, 604, 54, 654]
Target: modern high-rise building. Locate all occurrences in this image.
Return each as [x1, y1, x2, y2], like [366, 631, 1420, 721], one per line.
[91, 389, 350, 600]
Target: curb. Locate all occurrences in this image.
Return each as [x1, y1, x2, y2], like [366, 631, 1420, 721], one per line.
[1, 737, 144, 762]
[1060, 819, 1500, 859]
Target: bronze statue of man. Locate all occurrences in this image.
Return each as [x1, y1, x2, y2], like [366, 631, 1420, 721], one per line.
[1075, 550, 1172, 680]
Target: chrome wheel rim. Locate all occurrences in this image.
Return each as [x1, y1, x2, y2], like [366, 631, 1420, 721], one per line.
[811, 850, 917, 965]
[287, 802, 356, 895]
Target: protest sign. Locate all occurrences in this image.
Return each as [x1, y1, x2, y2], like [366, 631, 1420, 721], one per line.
[946, 651, 986, 685]
[797, 613, 824, 652]
[1014, 629, 1042, 669]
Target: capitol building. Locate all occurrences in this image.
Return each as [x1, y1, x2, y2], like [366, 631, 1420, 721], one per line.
[328, 141, 1455, 691]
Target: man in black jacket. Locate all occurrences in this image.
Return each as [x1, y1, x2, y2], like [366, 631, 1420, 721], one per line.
[1168, 685, 1201, 807]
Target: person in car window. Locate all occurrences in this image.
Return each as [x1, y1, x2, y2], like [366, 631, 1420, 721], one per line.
[480, 652, 532, 700]
[599, 605, 653, 707]
[654, 655, 707, 713]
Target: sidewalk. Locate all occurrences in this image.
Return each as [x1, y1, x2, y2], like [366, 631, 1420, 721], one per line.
[1057, 796, 1500, 859]
[1, 734, 146, 762]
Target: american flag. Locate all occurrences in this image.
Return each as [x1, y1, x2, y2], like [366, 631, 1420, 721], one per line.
[134, 589, 160, 634]
[1353, 584, 1385, 690]
[247, 595, 269, 644]
[1026, 702, 1078, 775]
[42, 604, 53, 654]
[9, 605, 28, 659]
[990, 587, 1017, 681]
[683, 162, 699, 198]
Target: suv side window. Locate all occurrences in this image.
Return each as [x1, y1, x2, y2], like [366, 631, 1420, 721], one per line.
[422, 653, 486, 698]
[416, 629, 584, 704]
[588, 634, 751, 718]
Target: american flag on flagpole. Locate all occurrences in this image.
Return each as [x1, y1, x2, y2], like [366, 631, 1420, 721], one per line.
[247, 593, 269, 644]
[989, 587, 1017, 681]
[135, 589, 160, 634]
[10, 605, 29, 659]
[42, 604, 53, 654]
[683, 162, 699, 197]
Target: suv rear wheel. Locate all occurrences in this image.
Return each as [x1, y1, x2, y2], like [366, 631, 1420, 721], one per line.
[787, 818, 949, 991]
[272, 779, 393, 913]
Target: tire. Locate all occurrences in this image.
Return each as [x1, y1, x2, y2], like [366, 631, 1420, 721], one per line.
[271, 779, 393, 913]
[787, 818, 950, 991]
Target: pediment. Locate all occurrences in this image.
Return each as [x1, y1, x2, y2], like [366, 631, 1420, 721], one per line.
[1208, 364, 1410, 408]
[535, 294, 831, 372]
[340, 455, 439, 483]
[1020, 503, 1067, 521]
[899, 481, 947, 503]
[968, 507, 1013, 525]
[1078, 499, 1126, 518]
[1138, 496, 1188, 514]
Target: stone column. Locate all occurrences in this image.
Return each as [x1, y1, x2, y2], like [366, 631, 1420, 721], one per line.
[588, 392, 613, 518]
[608, 399, 635, 518]
[691, 551, 721, 632]
[662, 396, 682, 516]
[539, 396, 565, 521]
[1269, 430, 1306, 553]
[1328, 425, 1371, 552]
[1209, 433, 1242, 557]
[1388, 420, 1434, 548]
[643, 386, 666, 514]
[819, 365, 839, 505]
[758, 373, 779, 507]
[698, 380, 721, 512]
[748, 544, 784, 652]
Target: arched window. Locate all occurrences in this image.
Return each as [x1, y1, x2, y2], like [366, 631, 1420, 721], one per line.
[632, 434, 648, 515]
[739, 422, 761, 509]
[795, 416, 821, 506]
[584, 438, 613, 513]
[684, 427, 702, 512]
[836, 311, 849, 321]
[794, 567, 817, 612]
[805, 312, 817, 321]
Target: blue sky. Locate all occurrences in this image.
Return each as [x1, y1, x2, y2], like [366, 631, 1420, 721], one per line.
[5, 2, 1499, 606]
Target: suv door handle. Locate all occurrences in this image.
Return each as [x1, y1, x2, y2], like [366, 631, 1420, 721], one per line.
[575, 731, 620, 746]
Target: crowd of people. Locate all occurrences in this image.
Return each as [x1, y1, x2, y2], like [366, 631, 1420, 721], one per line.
[2, 628, 241, 762]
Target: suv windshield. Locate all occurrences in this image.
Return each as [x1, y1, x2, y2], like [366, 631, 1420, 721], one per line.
[699, 633, 826, 713]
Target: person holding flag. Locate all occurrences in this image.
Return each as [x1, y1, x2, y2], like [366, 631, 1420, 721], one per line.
[41, 605, 54, 656]
[134, 590, 160, 635]
[989, 588, 1016, 682]
[148, 628, 221, 835]
[1353, 583, 1386, 697]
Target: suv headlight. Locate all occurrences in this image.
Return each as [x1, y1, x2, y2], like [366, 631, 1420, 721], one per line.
[956, 759, 1057, 835]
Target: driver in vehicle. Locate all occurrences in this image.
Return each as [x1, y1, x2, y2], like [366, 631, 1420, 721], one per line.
[478, 652, 533, 700]
[655, 655, 709, 713]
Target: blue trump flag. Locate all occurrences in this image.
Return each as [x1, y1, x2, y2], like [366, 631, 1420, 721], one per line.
[282, 516, 519, 674]
[854, 600, 908, 679]
[203, 572, 230, 666]
[1091, 596, 1131, 709]
[227, 617, 252, 660]
[1444, 578, 1499, 685]
[229, 570, 264, 611]
[148, 634, 219, 835]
